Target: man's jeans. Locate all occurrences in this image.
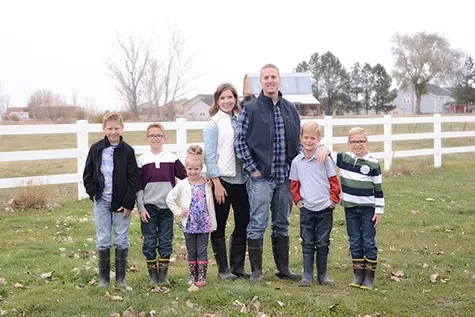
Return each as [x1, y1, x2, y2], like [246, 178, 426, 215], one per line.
[246, 177, 293, 240]
[300, 207, 333, 257]
[94, 198, 131, 251]
[141, 204, 174, 260]
[345, 206, 378, 260]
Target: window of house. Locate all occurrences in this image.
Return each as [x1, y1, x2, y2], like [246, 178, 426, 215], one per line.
[402, 96, 411, 104]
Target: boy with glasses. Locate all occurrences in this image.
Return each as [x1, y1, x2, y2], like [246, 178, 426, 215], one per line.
[328, 127, 385, 290]
[136, 123, 186, 285]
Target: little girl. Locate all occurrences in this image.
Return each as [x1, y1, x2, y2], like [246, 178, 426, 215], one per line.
[166, 145, 217, 287]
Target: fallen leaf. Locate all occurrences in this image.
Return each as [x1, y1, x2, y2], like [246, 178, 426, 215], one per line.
[430, 273, 438, 283]
[425, 198, 435, 202]
[88, 277, 98, 285]
[186, 300, 194, 309]
[187, 284, 199, 292]
[328, 303, 339, 311]
[149, 310, 156, 317]
[122, 306, 135, 317]
[0, 278, 6, 285]
[276, 301, 285, 307]
[110, 313, 120, 317]
[422, 263, 429, 268]
[129, 266, 138, 273]
[105, 292, 123, 301]
[40, 271, 54, 279]
[422, 289, 432, 293]
[151, 286, 169, 293]
[257, 313, 268, 317]
[14, 283, 25, 289]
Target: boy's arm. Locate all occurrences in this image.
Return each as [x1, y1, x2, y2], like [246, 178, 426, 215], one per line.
[290, 180, 303, 207]
[82, 148, 95, 200]
[324, 158, 341, 206]
[372, 165, 384, 214]
[174, 159, 187, 180]
[123, 148, 138, 211]
[136, 166, 146, 212]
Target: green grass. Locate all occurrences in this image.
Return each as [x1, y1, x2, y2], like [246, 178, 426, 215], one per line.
[1, 154, 475, 316]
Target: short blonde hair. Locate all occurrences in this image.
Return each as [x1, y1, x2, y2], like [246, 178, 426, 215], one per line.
[186, 145, 204, 165]
[301, 121, 321, 137]
[146, 123, 166, 137]
[102, 112, 124, 128]
[348, 127, 368, 141]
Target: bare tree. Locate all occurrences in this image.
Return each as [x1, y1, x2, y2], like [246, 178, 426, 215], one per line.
[107, 34, 152, 118]
[0, 83, 9, 114]
[391, 32, 459, 114]
[27, 89, 66, 119]
[143, 26, 194, 120]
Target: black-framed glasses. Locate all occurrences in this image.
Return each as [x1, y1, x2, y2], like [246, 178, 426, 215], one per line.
[147, 133, 165, 139]
[349, 140, 367, 145]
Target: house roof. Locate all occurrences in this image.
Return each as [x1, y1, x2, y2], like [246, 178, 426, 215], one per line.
[5, 107, 28, 115]
[183, 94, 214, 111]
[427, 84, 452, 97]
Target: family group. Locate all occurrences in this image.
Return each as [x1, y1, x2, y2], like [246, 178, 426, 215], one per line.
[82, 63, 385, 291]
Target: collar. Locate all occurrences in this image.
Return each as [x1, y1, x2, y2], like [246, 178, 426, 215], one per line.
[347, 151, 372, 160]
[258, 90, 282, 105]
[102, 135, 123, 147]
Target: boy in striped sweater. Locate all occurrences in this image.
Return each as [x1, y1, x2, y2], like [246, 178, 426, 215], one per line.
[329, 127, 384, 290]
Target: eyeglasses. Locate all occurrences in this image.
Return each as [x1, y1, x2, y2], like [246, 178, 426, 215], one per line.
[147, 133, 165, 139]
[349, 140, 367, 145]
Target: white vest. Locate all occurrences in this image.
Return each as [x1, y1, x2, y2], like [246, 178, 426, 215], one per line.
[209, 110, 236, 177]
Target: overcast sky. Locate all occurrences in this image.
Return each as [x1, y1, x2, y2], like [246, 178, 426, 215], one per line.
[1, 0, 474, 110]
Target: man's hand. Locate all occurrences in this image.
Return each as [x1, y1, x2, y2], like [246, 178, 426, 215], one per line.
[251, 171, 262, 178]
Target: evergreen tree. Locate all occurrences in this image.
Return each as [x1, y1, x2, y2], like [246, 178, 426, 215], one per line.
[372, 64, 397, 114]
[452, 54, 475, 106]
[361, 63, 374, 115]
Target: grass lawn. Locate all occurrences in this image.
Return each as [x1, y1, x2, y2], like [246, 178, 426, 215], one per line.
[0, 152, 474, 316]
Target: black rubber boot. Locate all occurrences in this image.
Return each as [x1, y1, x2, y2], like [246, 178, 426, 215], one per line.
[272, 236, 301, 281]
[248, 238, 264, 283]
[98, 249, 110, 288]
[211, 237, 236, 280]
[350, 258, 365, 288]
[316, 254, 333, 285]
[229, 235, 250, 278]
[360, 258, 377, 290]
[115, 248, 128, 289]
[147, 260, 159, 286]
[157, 258, 170, 284]
[298, 251, 314, 287]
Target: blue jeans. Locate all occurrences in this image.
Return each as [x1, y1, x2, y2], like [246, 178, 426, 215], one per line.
[345, 206, 378, 260]
[94, 198, 131, 250]
[246, 177, 293, 240]
[141, 204, 174, 260]
[300, 207, 333, 257]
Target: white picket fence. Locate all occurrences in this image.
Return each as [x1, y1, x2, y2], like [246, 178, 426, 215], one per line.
[1, 114, 475, 199]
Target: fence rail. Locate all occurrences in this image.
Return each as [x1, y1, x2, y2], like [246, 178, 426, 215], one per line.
[1, 115, 474, 199]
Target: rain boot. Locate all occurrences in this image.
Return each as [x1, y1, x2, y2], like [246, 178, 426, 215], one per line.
[188, 261, 198, 286]
[350, 258, 365, 288]
[158, 258, 170, 284]
[298, 250, 314, 287]
[229, 235, 250, 278]
[98, 249, 110, 288]
[115, 248, 128, 289]
[211, 237, 236, 280]
[146, 258, 159, 286]
[248, 238, 264, 283]
[360, 258, 377, 290]
[316, 253, 333, 285]
[272, 236, 301, 281]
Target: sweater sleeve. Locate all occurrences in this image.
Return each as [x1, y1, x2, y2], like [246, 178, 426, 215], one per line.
[165, 182, 183, 217]
[290, 180, 302, 205]
[203, 121, 220, 178]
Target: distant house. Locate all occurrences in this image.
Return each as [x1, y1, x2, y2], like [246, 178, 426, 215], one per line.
[183, 94, 214, 121]
[395, 84, 454, 114]
[242, 72, 320, 116]
[138, 98, 189, 121]
[5, 107, 29, 120]
[33, 104, 77, 119]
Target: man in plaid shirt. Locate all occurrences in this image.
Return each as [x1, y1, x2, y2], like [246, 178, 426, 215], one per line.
[235, 64, 301, 282]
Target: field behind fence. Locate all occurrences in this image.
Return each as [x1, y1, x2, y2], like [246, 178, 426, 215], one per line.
[1, 114, 475, 200]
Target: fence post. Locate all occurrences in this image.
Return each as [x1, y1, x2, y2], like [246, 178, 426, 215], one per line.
[323, 116, 333, 151]
[77, 120, 89, 200]
[434, 114, 442, 168]
[176, 117, 187, 162]
[383, 115, 392, 171]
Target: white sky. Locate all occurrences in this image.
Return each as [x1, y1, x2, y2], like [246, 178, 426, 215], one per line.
[1, 0, 474, 110]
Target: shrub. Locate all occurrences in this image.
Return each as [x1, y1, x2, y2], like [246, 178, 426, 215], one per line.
[11, 179, 53, 210]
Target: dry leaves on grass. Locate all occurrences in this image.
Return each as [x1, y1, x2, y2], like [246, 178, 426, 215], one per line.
[430, 273, 439, 283]
[0, 277, 6, 285]
[40, 271, 53, 279]
[151, 286, 170, 294]
[390, 271, 404, 282]
[105, 292, 123, 301]
[14, 283, 26, 289]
